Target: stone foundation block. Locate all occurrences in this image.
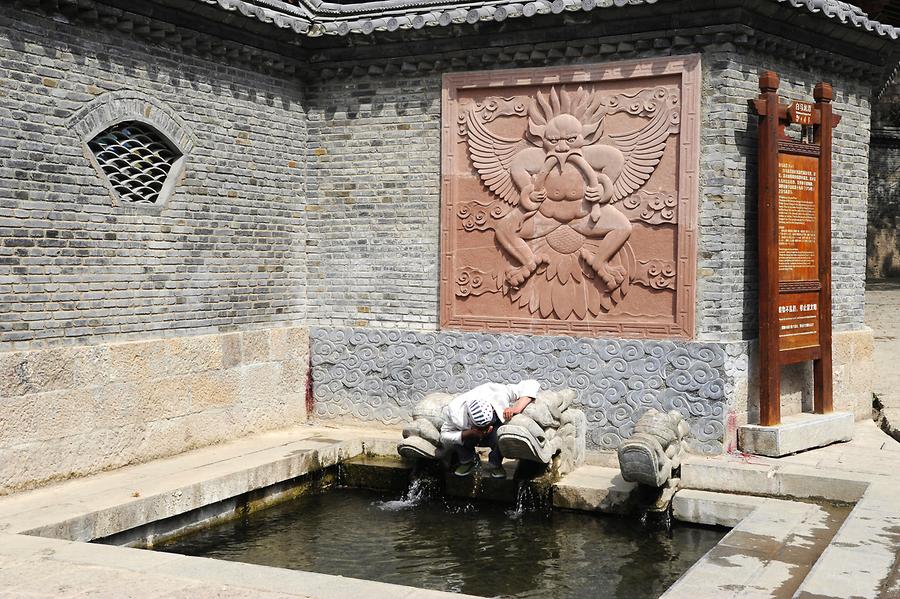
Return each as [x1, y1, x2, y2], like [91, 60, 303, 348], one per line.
[0, 326, 311, 495]
[738, 412, 853, 457]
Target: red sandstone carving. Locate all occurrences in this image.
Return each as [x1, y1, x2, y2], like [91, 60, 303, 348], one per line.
[441, 57, 700, 339]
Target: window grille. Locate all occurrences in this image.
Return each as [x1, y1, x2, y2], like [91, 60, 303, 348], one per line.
[87, 121, 181, 205]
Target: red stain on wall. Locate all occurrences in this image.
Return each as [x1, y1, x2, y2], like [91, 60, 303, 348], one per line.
[724, 411, 738, 453]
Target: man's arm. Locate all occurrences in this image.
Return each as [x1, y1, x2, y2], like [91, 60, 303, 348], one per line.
[440, 421, 463, 446]
[503, 396, 535, 422]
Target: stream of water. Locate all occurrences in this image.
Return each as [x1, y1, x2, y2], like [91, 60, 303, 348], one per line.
[157, 485, 725, 598]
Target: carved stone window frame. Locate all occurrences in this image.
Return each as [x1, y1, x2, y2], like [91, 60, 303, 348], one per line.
[440, 55, 701, 340]
[68, 91, 195, 212]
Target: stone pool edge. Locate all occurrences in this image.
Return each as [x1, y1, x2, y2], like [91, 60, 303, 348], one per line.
[0, 423, 897, 598]
[0, 424, 482, 598]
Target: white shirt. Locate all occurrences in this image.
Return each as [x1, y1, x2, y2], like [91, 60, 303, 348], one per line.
[440, 380, 541, 446]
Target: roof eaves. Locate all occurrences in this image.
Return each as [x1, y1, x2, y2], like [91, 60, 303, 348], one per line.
[311, 0, 653, 36]
[313, 0, 590, 37]
[774, 0, 898, 39]
[199, 0, 313, 32]
[196, 0, 900, 39]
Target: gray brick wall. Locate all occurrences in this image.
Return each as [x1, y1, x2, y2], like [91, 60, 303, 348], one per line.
[0, 6, 875, 350]
[869, 135, 900, 224]
[0, 6, 308, 349]
[305, 75, 442, 332]
[306, 48, 872, 342]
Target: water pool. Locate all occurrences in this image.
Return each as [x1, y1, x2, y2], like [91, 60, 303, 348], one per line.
[157, 486, 724, 598]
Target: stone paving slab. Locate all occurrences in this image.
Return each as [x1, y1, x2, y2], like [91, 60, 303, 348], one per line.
[792, 479, 900, 599]
[552, 464, 638, 514]
[669, 491, 850, 598]
[0, 424, 399, 540]
[867, 280, 900, 412]
[682, 451, 874, 503]
[867, 280, 900, 442]
[672, 489, 766, 527]
[0, 424, 477, 599]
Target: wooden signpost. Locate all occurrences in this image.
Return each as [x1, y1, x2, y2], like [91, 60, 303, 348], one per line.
[753, 71, 840, 427]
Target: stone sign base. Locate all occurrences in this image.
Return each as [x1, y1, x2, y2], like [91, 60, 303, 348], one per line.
[738, 412, 853, 457]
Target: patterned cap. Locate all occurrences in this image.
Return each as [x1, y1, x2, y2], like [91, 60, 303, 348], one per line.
[466, 398, 494, 428]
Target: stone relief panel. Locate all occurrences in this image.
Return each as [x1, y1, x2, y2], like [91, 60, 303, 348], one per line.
[311, 326, 731, 454]
[441, 57, 700, 339]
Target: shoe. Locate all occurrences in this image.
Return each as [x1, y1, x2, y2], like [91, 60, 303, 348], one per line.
[486, 465, 506, 479]
[454, 462, 476, 477]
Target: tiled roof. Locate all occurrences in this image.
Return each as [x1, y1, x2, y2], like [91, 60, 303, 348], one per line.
[199, 0, 900, 38]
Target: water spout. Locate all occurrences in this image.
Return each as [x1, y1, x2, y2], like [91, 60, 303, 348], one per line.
[506, 479, 552, 520]
[639, 503, 673, 535]
[375, 474, 439, 511]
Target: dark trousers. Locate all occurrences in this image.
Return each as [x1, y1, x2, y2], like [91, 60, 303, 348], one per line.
[455, 416, 503, 467]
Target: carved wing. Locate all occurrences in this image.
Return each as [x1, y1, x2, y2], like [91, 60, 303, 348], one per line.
[608, 101, 679, 202]
[462, 108, 530, 205]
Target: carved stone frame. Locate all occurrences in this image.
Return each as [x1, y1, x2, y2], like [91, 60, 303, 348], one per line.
[68, 91, 195, 213]
[440, 55, 700, 339]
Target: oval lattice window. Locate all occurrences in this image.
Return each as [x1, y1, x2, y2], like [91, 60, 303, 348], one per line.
[87, 121, 182, 205]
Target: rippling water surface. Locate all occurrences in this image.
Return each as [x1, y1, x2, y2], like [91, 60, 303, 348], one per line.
[157, 487, 725, 598]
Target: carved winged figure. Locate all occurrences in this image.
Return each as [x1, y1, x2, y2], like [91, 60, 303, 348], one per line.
[460, 86, 679, 320]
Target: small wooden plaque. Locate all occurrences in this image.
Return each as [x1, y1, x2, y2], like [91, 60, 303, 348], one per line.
[788, 101, 816, 126]
[777, 291, 820, 351]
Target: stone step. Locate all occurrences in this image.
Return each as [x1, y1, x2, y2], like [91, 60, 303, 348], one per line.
[681, 455, 870, 503]
[552, 464, 638, 514]
[790, 480, 900, 599]
[672, 488, 766, 528]
[663, 494, 847, 599]
[340, 455, 413, 492]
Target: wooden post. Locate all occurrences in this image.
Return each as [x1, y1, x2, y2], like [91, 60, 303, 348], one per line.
[813, 82, 834, 414]
[757, 71, 782, 426]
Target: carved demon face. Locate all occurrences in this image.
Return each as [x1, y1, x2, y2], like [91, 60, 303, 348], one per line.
[541, 114, 587, 164]
[527, 87, 605, 167]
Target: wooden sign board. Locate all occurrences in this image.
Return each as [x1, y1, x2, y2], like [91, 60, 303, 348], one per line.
[777, 152, 819, 285]
[752, 72, 840, 426]
[777, 150, 820, 352]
